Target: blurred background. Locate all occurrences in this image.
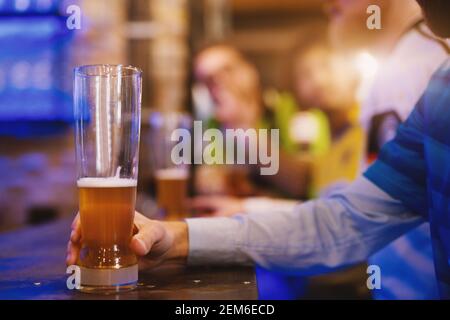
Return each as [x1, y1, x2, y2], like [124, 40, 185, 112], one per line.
[0, 0, 377, 299]
[0, 0, 337, 229]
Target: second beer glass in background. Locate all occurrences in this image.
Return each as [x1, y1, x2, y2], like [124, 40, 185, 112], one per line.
[148, 111, 192, 220]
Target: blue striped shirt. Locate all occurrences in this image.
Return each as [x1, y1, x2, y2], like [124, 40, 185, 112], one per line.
[365, 59, 450, 298]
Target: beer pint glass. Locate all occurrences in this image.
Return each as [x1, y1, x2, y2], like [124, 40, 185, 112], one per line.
[73, 65, 142, 293]
[148, 111, 191, 220]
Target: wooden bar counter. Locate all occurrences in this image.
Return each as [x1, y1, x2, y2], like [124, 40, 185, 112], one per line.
[0, 218, 258, 300]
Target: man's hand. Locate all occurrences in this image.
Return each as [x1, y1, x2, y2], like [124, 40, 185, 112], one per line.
[189, 195, 244, 217]
[66, 211, 189, 267]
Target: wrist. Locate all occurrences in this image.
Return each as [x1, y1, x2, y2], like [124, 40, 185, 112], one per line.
[164, 221, 189, 263]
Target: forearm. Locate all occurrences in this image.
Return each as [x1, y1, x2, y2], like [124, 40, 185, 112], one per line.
[184, 176, 424, 274]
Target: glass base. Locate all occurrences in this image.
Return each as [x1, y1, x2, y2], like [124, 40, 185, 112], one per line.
[77, 264, 138, 294]
[78, 282, 137, 294]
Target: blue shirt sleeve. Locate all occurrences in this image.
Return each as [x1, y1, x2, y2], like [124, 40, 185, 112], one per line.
[186, 176, 424, 273]
[364, 103, 429, 218]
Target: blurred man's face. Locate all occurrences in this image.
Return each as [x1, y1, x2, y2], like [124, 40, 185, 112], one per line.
[326, 0, 389, 50]
[194, 47, 261, 128]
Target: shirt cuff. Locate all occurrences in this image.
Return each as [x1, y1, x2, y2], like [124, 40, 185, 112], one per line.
[185, 217, 250, 266]
[243, 197, 299, 215]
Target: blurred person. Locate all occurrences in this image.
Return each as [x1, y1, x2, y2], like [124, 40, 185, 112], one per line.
[271, 41, 362, 197]
[192, 45, 264, 197]
[67, 0, 450, 299]
[290, 42, 360, 142]
[194, 45, 263, 131]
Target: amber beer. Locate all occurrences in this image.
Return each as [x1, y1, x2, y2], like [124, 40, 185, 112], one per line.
[77, 178, 138, 292]
[155, 168, 188, 220]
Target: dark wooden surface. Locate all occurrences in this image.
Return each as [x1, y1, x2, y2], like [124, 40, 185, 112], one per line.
[0, 218, 258, 300]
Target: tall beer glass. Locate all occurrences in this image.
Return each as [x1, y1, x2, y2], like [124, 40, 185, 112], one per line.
[73, 65, 142, 293]
[148, 111, 191, 220]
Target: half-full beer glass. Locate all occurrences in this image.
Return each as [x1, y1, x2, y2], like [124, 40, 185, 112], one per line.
[73, 65, 142, 293]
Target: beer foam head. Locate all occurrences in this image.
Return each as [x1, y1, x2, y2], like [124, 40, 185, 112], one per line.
[77, 177, 137, 188]
[155, 168, 188, 180]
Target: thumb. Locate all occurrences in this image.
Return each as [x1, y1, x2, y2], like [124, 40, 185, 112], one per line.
[130, 225, 155, 256]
